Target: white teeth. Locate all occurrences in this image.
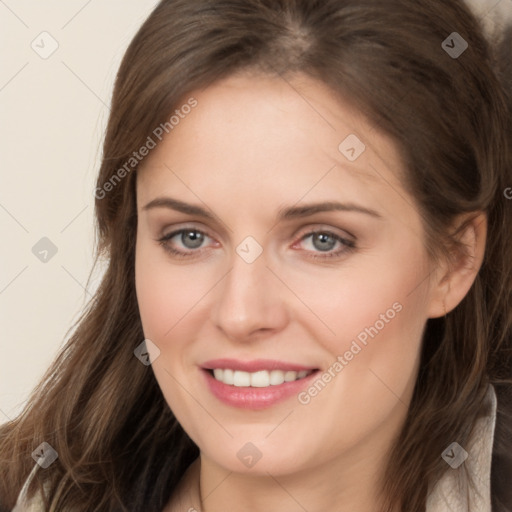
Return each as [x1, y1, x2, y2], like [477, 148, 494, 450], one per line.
[210, 368, 313, 387]
[269, 370, 285, 385]
[251, 370, 270, 387]
[223, 368, 234, 385]
[284, 370, 297, 382]
[233, 370, 251, 387]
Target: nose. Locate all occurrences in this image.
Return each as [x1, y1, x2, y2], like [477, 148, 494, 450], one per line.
[210, 245, 289, 342]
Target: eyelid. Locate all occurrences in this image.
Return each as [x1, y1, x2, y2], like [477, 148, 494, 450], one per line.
[157, 223, 356, 260]
[158, 226, 216, 247]
[292, 229, 356, 260]
[293, 223, 355, 241]
[158, 223, 353, 244]
[158, 221, 215, 241]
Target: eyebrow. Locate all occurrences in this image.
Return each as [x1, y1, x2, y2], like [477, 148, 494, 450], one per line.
[142, 197, 383, 220]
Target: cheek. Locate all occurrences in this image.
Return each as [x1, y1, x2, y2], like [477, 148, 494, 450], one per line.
[135, 240, 213, 342]
[309, 268, 427, 423]
[285, 259, 428, 459]
[301, 241, 428, 332]
[287, 244, 430, 379]
[134, 242, 210, 431]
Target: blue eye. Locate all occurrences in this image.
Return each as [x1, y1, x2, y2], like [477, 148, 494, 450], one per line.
[158, 228, 210, 258]
[157, 228, 356, 260]
[297, 231, 356, 260]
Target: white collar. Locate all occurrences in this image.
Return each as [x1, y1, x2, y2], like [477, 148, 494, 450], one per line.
[426, 384, 497, 512]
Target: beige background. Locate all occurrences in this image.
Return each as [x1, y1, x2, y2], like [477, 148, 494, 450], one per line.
[1, 0, 511, 423]
[0, 0, 160, 422]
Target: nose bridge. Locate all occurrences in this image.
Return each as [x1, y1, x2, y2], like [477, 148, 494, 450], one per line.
[211, 238, 288, 340]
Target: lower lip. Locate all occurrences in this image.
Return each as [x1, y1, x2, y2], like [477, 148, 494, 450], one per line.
[202, 369, 319, 410]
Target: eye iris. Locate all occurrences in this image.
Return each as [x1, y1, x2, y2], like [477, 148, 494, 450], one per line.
[313, 233, 336, 252]
[182, 230, 204, 249]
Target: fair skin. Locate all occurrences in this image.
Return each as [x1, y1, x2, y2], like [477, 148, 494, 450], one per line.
[134, 71, 486, 512]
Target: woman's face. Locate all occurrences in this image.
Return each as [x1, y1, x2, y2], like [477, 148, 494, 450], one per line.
[135, 72, 440, 476]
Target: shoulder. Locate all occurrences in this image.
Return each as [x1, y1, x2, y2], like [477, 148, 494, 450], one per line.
[12, 493, 44, 512]
[464, 0, 512, 40]
[13, 459, 202, 512]
[12, 464, 46, 512]
[426, 384, 497, 512]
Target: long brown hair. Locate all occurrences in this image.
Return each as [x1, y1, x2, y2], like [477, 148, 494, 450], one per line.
[1, 1, 511, 510]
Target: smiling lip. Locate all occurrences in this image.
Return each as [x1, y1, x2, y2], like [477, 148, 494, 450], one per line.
[200, 358, 319, 410]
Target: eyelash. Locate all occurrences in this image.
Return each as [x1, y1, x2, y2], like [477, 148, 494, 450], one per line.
[157, 227, 356, 261]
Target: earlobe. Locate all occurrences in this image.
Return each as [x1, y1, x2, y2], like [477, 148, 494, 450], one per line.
[427, 212, 487, 319]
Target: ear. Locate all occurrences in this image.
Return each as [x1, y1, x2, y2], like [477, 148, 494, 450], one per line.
[427, 212, 487, 318]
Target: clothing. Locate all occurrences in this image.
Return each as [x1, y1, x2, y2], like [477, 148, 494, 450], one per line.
[464, 0, 512, 41]
[426, 383, 497, 512]
[12, 385, 497, 511]
[11, 462, 43, 512]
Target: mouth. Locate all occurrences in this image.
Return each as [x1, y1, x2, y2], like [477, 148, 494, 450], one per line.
[205, 368, 316, 387]
[200, 359, 321, 409]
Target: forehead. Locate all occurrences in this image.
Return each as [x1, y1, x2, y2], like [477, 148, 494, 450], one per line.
[136, 72, 414, 221]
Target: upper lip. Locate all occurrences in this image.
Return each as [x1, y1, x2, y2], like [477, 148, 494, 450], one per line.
[201, 358, 318, 372]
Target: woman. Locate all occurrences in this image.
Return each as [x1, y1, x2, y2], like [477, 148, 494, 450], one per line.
[1, 0, 511, 510]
